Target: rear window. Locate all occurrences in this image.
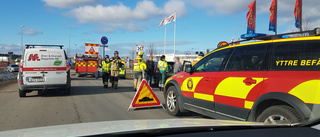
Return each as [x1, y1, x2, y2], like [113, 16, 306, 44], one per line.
[24, 49, 66, 67]
[271, 41, 320, 71]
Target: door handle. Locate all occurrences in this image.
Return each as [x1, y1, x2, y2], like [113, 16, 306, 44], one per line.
[243, 77, 257, 86]
[204, 79, 212, 82]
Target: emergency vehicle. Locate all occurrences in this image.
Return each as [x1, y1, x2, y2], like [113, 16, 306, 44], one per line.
[164, 28, 320, 124]
[119, 58, 126, 79]
[75, 43, 99, 77]
[74, 53, 98, 77]
[17, 45, 71, 97]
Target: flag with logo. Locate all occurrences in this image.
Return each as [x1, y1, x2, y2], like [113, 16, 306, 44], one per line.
[269, 0, 277, 32]
[166, 12, 176, 24]
[294, 0, 302, 28]
[246, 0, 256, 34]
[157, 17, 167, 28]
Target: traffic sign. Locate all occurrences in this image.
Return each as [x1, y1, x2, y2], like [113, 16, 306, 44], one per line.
[128, 80, 163, 111]
[101, 36, 108, 45]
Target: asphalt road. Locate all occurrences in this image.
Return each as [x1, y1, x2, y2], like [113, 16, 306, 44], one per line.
[0, 71, 204, 131]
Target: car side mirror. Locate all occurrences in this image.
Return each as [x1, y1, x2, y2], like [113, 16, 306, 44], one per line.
[185, 64, 192, 73]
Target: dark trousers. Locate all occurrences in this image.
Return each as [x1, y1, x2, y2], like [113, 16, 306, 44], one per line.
[146, 74, 153, 86]
[102, 72, 110, 86]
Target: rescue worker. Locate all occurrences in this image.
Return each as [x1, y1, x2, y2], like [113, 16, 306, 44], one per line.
[110, 51, 122, 89]
[157, 55, 168, 91]
[133, 51, 146, 91]
[100, 55, 111, 88]
[192, 52, 205, 65]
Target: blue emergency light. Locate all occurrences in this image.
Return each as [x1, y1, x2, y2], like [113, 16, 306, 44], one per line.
[241, 33, 267, 40]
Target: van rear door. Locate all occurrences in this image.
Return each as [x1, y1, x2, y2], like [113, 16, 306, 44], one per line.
[46, 49, 67, 85]
[23, 49, 50, 85]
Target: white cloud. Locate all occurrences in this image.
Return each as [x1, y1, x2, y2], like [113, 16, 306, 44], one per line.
[0, 44, 23, 54]
[67, 0, 187, 32]
[21, 29, 43, 35]
[188, 0, 249, 15]
[42, 0, 95, 9]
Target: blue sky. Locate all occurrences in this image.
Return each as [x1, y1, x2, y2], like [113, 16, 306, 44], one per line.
[1, 0, 320, 58]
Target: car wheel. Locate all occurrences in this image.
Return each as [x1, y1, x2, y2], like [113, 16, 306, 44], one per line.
[165, 86, 182, 116]
[19, 89, 26, 97]
[256, 105, 302, 124]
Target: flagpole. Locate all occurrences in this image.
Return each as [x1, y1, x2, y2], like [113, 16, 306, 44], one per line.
[275, 0, 277, 35]
[173, 13, 176, 57]
[164, 23, 166, 54]
[300, 0, 302, 32]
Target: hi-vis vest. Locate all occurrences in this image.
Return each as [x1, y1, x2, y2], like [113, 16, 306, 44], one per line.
[133, 57, 146, 72]
[157, 60, 168, 72]
[111, 57, 121, 71]
[102, 61, 111, 73]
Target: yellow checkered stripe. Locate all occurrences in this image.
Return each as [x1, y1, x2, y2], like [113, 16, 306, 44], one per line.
[180, 77, 266, 110]
[85, 51, 98, 54]
[77, 61, 86, 67]
[85, 43, 100, 46]
[87, 61, 97, 67]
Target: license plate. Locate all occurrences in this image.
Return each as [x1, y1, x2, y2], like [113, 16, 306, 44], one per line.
[27, 77, 45, 82]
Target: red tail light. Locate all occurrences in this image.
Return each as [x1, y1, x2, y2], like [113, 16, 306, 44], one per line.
[66, 64, 70, 71]
[19, 64, 23, 73]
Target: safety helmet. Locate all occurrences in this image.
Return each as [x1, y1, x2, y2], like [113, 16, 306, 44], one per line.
[138, 51, 144, 56]
[160, 55, 165, 60]
[199, 52, 204, 57]
[114, 51, 119, 54]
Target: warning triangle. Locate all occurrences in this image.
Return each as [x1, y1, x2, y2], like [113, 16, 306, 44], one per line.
[128, 79, 163, 111]
[89, 46, 95, 52]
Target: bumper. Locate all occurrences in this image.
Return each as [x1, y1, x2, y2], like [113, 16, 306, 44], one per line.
[18, 83, 70, 91]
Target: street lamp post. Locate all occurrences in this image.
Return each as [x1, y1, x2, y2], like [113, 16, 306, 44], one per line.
[20, 25, 24, 54]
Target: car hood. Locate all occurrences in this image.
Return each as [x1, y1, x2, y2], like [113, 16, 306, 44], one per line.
[0, 119, 264, 137]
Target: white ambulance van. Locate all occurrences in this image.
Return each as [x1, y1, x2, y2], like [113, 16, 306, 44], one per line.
[17, 45, 71, 97]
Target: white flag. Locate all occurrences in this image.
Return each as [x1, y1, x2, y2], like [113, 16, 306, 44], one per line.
[166, 12, 176, 24]
[157, 17, 167, 28]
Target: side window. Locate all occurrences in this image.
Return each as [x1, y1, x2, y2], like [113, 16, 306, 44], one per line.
[194, 49, 230, 72]
[225, 44, 268, 71]
[271, 41, 320, 71]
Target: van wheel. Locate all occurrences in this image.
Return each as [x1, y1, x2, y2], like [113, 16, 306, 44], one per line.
[165, 86, 182, 116]
[19, 89, 26, 97]
[256, 105, 302, 124]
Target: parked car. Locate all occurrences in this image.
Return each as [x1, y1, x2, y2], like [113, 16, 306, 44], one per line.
[7, 64, 19, 72]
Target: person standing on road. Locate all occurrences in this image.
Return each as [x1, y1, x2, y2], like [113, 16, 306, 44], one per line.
[157, 55, 168, 91]
[133, 51, 146, 91]
[146, 56, 154, 86]
[110, 51, 122, 89]
[101, 55, 111, 88]
[174, 57, 182, 74]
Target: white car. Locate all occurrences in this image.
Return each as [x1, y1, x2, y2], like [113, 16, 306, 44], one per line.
[17, 45, 71, 97]
[7, 64, 19, 72]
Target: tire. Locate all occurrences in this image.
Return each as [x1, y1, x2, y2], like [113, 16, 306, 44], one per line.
[64, 87, 71, 95]
[19, 89, 26, 97]
[256, 105, 302, 124]
[165, 86, 182, 116]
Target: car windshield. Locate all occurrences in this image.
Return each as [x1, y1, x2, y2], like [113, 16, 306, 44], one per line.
[1, 0, 320, 135]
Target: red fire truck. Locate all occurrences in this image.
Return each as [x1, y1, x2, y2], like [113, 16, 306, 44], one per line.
[75, 43, 100, 77]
